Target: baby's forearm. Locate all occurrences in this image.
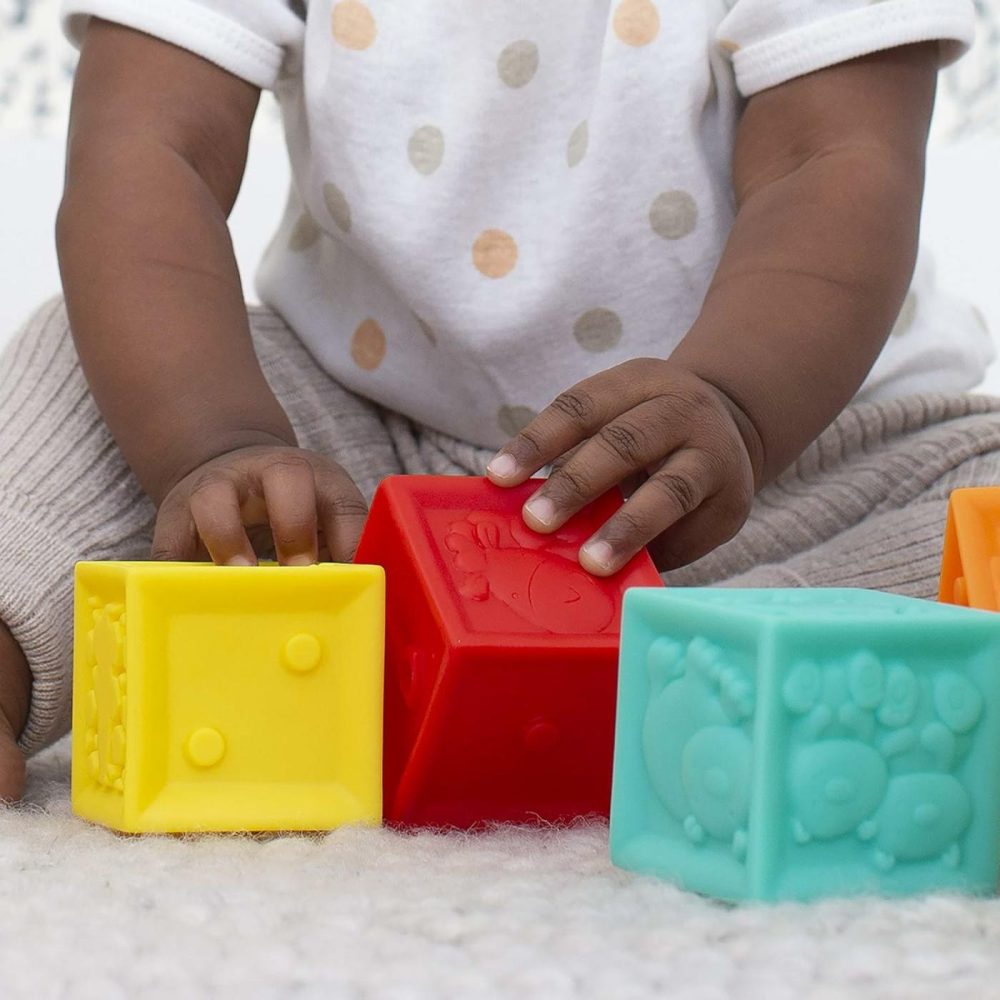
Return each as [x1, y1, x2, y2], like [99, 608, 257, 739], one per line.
[671, 43, 938, 486]
[56, 21, 294, 505]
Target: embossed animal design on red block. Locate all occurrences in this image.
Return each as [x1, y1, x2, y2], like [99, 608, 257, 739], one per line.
[354, 475, 663, 828]
[444, 512, 617, 634]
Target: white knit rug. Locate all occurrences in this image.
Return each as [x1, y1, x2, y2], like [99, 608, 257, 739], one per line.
[0, 741, 997, 999]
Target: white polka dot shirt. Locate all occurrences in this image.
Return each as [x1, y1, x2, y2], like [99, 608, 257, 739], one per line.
[63, 0, 987, 448]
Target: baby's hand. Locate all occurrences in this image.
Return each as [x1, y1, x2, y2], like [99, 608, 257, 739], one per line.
[486, 359, 757, 576]
[152, 445, 368, 566]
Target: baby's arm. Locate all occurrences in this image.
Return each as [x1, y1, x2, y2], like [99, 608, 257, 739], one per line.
[488, 43, 937, 574]
[57, 20, 367, 566]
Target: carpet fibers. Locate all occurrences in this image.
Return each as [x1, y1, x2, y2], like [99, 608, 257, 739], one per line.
[1, 741, 999, 998]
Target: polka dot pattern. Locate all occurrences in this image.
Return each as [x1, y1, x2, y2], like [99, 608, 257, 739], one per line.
[323, 182, 352, 234]
[649, 190, 698, 240]
[497, 40, 540, 88]
[574, 308, 623, 352]
[567, 121, 589, 168]
[498, 405, 538, 437]
[332, 1, 376, 50]
[288, 213, 320, 251]
[613, 0, 661, 47]
[473, 229, 518, 279]
[294, 2, 733, 441]
[351, 318, 386, 370]
[408, 125, 445, 175]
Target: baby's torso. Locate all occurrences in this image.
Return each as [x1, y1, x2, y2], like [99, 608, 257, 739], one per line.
[256, 1, 738, 446]
[256, 1, 986, 447]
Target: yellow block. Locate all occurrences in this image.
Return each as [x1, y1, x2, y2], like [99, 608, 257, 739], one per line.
[71, 561, 385, 833]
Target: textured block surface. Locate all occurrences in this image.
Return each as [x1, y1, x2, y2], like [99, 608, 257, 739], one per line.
[611, 587, 1000, 902]
[939, 486, 1000, 610]
[72, 561, 385, 833]
[353, 475, 663, 827]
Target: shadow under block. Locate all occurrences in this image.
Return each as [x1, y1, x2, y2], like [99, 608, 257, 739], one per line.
[610, 588, 1000, 902]
[72, 562, 385, 833]
[939, 487, 1000, 610]
[353, 475, 664, 828]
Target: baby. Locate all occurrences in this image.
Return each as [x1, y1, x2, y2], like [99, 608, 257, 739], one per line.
[0, 0, 994, 801]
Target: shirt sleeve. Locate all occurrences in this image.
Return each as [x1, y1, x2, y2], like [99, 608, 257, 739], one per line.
[716, 0, 976, 97]
[61, 0, 305, 90]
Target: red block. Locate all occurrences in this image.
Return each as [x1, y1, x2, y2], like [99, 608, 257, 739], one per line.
[354, 475, 663, 828]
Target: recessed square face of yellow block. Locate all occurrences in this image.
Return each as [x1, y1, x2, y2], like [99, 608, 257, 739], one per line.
[71, 562, 385, 833]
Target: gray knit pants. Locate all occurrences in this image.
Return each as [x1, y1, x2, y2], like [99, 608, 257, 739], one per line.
[3, 299, 1000, 754]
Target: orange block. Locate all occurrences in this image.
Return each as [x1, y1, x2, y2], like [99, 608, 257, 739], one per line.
[938, 488, 1000, 610]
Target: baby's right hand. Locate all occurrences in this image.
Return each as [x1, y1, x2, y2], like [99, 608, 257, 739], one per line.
[151, 446, 368, 566]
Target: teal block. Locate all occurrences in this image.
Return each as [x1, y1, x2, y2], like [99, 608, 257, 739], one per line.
[609, 588, 1000, 902]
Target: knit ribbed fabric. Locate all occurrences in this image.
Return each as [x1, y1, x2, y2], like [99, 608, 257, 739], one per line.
[662, 394, 1000, 595]
[3, 298, 1000, 754]
[0, 300, 155, 753]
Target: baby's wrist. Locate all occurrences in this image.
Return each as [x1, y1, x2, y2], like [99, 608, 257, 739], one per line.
[668, 354, 767, 491]
[152, 427, 298, 506]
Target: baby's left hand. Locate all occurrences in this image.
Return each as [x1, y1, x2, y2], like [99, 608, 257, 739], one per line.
[486, 359, 758, 576]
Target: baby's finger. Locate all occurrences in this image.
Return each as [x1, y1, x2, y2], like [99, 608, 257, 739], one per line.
[151, 495, 200, 562]
[487, 363, 649, 484]
[521, 399, 677, 534]
[647, 490, 750, 572]
[188, 474, 257, 566]
[315, 466, 369, 562]
[261, 457, 319, 566]
[578, 449, 714, 576]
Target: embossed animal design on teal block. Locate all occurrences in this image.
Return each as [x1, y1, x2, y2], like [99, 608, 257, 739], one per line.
[610, 588, 1000, 902]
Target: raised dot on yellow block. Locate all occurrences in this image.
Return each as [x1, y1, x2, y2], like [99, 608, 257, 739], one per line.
[283, 633, 323, 673]
[185, 727, 226, 768]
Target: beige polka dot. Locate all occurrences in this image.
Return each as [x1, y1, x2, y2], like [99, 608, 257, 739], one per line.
[288, 213, 320, 251]
[497, 40, 539, 88]
[323, 182, 352, 233]
[613, 0, 660, 47]
[649, 190, 698, 240]
[472, 229, 518, 279]
[567, 121, 589, 168]
[574, 308, 623, 352]
[498, 405, 538, 437]
[408, 125, 445, 175]
[332, 1, 376, 50]
[350, 319, 386, 370]
[890, 292, 917, 337]
[414, 315, 437, 345]
[718, 39, 741, 54]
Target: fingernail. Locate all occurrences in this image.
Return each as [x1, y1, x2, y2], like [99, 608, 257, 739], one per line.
[524, 495, 556, 527]
[581, 539, 614, 571]
[487, 453, 518, 480]
[286, 554, 315, 567]
[226, 556, 253, 567]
